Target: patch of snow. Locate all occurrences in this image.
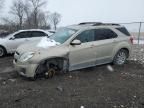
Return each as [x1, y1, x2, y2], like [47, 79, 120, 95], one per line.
[80, 106, 84, 108]
[140, 49, 144, 52]
[133, 96, 137, 98]
[121, 72, 144, 78]
[97, 78, 102, 81]
[68, 30, 75, 34]
[133, 40, 144, 45]
[134, 58, 137, 61]
[107, 65, 114, 72]
[120, 105, 124, 108]
[69, 75, 72, 79]
[113, 106, 117, 108]
[8, 79, 16, 82]
[56, 86, 63, 92]
[2, 81, 6, 85]
[37, 37, 60, 48]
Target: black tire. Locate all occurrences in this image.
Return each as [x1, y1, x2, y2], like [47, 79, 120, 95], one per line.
[113, 49, 128, 65]
[0, 46, 6, 57]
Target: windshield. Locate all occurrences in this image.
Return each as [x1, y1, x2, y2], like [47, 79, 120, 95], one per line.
[50, 28, 77, 44]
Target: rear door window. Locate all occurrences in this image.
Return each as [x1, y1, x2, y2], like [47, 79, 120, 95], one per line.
[31, 31, 48, 37]
[95, 29, 117, 41]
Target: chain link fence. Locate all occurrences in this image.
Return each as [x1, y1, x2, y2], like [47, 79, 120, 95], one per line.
[121, 22, 144, 64]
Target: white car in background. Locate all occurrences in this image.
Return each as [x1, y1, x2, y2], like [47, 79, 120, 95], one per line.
[0, 29, 54, 57]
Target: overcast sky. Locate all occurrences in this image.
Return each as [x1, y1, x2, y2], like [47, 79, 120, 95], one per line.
[2, 0, 144, 31]
[48, 0, 144, 26]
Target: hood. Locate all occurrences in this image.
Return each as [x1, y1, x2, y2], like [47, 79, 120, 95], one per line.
[16, 37, 69, 63]
[17, 37, 61, 53]
[37, 37, 60, 48]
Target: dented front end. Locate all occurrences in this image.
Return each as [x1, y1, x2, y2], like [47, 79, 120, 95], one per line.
[14, 44, 69, 78]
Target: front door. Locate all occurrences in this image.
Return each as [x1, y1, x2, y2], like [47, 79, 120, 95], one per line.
[69, 29, 96, 71]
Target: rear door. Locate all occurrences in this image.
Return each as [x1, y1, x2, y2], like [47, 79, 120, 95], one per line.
[92, 28, 118, 64]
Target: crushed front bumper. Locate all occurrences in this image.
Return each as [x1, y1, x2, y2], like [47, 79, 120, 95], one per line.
[13, 59, 38, 78]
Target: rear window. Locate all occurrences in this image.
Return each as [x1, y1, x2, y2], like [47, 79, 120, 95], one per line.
[116, 27, 130, 36]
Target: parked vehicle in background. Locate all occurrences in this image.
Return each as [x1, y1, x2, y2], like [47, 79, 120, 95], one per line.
[0, 31, 10, 38]
[47, 30, 55, 34]
[0, 29, 54, 57]
[14, 22, 133, 80]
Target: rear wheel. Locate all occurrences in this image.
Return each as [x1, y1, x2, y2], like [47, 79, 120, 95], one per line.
[0, 46, 6, 57]
[113, 49, 128, 65]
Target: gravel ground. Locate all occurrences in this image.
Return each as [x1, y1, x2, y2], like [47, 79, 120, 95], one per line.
[0, 45, 144, 108]
[130, 45, 144, 65]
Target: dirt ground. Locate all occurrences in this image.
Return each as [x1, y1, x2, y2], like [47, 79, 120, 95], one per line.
[0, 47, 144, 108]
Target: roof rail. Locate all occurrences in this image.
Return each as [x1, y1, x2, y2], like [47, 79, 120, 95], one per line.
[101, 23, 120, 26]
[79, 22, 102, 25]
[93, 23, 120, 26]
[78, 22, 120, 26]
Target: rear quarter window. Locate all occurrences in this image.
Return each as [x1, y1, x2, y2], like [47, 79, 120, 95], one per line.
[116, 27, 130, 36]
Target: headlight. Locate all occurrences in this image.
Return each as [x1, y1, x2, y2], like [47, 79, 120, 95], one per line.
[19, 52, 35, 62]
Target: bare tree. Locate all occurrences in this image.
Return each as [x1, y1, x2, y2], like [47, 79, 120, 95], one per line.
[38, 11, 51, 29]
[28, 0, 46, 28]
[0, 0, 4, 24]
[2, 17, 18, 32]
[23, 2, 33, 28]
[38, 12, 47, 27]
[0, 0, 4, 10]
[49, 12, 61, 30]
[10, 0, 25, 29]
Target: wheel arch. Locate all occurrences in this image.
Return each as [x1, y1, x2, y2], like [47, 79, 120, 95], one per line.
[35, 56, 69, 75]
[120, 48, 129, 58]
[113, 47, 130, 60]
[0, 45, 7, 54]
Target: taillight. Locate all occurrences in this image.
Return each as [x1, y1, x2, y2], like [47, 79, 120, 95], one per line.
[129, 36, 134, 44]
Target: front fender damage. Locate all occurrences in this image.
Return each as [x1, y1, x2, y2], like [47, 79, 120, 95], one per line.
[35, 54, 69, 77]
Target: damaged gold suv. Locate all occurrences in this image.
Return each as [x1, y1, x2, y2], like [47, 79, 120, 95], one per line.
[13, 22, 133, 79]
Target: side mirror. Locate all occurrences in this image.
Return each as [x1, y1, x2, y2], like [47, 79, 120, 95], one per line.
[71, 39, 81, 45]
[9, 37, 15, 40]
[47, 35, 50, 38]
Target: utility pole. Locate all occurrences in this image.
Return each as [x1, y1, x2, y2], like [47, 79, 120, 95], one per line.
[138, 22, 142, 45]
